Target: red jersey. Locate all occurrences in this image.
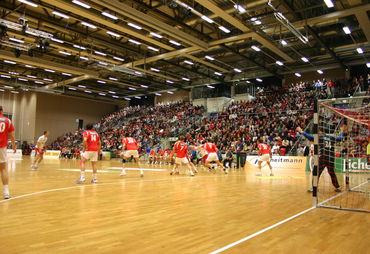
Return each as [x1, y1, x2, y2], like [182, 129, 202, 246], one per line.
[173, 141, 188, 158]
[202, 142, 217, 153]
[83, 130, 100, 151]
[122, 137, 138, 150]
[0, 115, 14, 148]
[158, 149, 164, 156]
[150, 150, 156, 156]
[258, 143, 271, 155]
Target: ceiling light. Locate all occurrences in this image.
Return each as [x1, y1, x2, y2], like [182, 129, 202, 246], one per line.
[52, 11, 70, 19]
[9, 38, 24, 43]
[201, 16, 213, 23]
[17, 0, 38, 7]
[214, 72, 222, 76]
[129, 87, 136, 90]
[250, 17, 257, 21]
[50, 38, 64, 43]
[127, 23, 142, 30]
[140, 85, 148, 88]
[367, 63, 370, 68]
[101, 12, 118, 20]
[113, 56, 124, 61]
[128, 39, 141, 45]
[108, 91, 116, 94]
[73, 44, 86, 50]
[301, 57, 309, 62]
[62, 72, 72, 76]
[135, 96, 141, 99]
[342, 26, 351, 34]
[155, 93, 162, 96]
[150, 32, 162, 38]
[98, 61, 108, 66]
[98, 93, 106, 96]
[25, 65, 34, 68]
[256, 78, 262, 82]
[4, 60, 16, 64]
[317, 70, 323, 74]
[276, 61, 284, 66]
[205, 56, 214, 61]
[10, 91, 19, 94]
[323, 0, 334, 8]
[356, 48, 363, 54]
[246, 80, 251, 83]
[280, 40, 288, 46]
[135, 71, 143, 75]
[112, 95, 119, 99]
[184, 60, 194, 65]
[109, 77, 118, 81]
[94, 51, 106, 56]
[169, 40, 181, 46]
[27, 75, 36, 78]
[147, 46, 159, 52]
[0, 75, 11, 78]
[124, 97, 131, 100]
[43, 78, 53, 82]
[34, 81, 44, 84]
[0, 89, 5, 92]
[81, 22, 96, 29]
[44, 69, 55, 73]
[8, 72, 18, 75]
[234, 4, 246, 13]
[106, 31, 121, 37]
[251, 45, 261, 51]
[97, 80, 106, 84]
[4, 85, 13, 88]
[150, 67, 160, 72]
[84, 90, 92, 93]
[167, 91, 174, 94]
[166, 80, 174, 84]
[18, 78, 28, 81]
[295, 73, 302, 77]
[68, 87, 77, 90]
[254, 20, 262, 25]
[59, 51, 71, 56]
[182, 77, 190, 81]
[78, 85, 86, 88]
[218, 26, 230, 33]
[72, 0, 91, 8]
[207, 85, 215, 89]
[80, 56, 89, 60]
[234, 68, 242, 73]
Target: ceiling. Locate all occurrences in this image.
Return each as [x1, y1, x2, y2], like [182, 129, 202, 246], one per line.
[0, 0, 369, 102]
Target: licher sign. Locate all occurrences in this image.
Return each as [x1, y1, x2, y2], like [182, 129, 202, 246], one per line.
[246, 156, 307, 170]
[335, 157, 370, 172]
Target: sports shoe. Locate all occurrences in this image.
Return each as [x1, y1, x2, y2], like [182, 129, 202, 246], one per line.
[255, 171, 262, 176]
[335, 187, 341, 192]
[224, 168, 228, 174]
[140, 170, 144, 177]
[91, 178, 98, 184]
[307, 189, 313, 193]
[76, 177, 86, 184]
[4, 192, 10, 199]
[270, 173, 274, 176]
[120, 171, 127, 176]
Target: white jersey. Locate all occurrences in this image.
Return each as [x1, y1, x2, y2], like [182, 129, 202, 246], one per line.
[36, 135, 48, 149]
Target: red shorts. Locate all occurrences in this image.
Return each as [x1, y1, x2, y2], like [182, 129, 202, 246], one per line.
[202, 154, 208, 164]
[35, 148, 44, 155]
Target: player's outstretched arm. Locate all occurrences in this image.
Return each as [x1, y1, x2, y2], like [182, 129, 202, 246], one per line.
[296, 126, 314, 141]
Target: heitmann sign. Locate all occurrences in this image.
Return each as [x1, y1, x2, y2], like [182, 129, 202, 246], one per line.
[246, 156, 307, 170]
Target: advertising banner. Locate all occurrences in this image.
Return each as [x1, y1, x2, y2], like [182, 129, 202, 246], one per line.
[44, 150, 61, 159]
[246, 155, 307, 170]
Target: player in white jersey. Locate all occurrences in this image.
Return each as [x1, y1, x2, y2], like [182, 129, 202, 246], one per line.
[31, 131, 49, 170]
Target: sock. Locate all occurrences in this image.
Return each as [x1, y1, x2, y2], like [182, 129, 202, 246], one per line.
[81, 171, 85, 178]
[93, 173, 97, 179]
[4, 185, 9, 194]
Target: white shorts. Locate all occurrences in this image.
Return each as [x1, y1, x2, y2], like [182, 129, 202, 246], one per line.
[175, 157, 189, 164]
[206, 152, 219, 162]
[123, 150, 139, 158]
[259, 154, 271, 162]
[0, 147, 6, 163]
[82, 151, 98, 162]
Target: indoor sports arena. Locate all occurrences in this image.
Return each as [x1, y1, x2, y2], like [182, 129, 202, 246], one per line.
[0, 0, 369, 253]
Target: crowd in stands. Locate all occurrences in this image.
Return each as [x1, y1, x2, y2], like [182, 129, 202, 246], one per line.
[48, 76, 365, 161]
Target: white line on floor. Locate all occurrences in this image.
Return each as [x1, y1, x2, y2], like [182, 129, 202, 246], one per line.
[0, 175, 244, 204]
[106, 167, 167, 172]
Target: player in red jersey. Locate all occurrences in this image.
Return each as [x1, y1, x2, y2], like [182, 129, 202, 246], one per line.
[148, 149, 156, 164]
[157, 148, 164, 165]
[0, 106, 16, 199]
[31, 131, 49, 170]
[199, 139, 227, 173]
[120, 133, 143, 177]
[256, 139, 273, 176]
[76, 124, 101, 184]
[171, 136, 195, 176]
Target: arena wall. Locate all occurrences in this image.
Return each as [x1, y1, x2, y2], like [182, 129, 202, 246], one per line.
[155, 90, 190, 104]
[284, 68, 346, 85]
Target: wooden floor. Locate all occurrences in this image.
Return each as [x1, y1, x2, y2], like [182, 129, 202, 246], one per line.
[0, 157, 369, 254]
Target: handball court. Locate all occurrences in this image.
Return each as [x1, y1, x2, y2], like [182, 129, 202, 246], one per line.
[0, 157, 369, 254]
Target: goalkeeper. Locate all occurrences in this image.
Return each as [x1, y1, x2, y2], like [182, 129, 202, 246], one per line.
[296, 125, 344, 192]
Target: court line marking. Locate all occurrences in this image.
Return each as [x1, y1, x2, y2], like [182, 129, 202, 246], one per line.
[0, 174, 245, 204]
[210, 180, 367, 254]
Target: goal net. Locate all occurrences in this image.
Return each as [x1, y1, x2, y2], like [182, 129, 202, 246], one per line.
[313, 96, 370, 213]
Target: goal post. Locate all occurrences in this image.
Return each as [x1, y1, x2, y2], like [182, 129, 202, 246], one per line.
[313, 96, 370, 213]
